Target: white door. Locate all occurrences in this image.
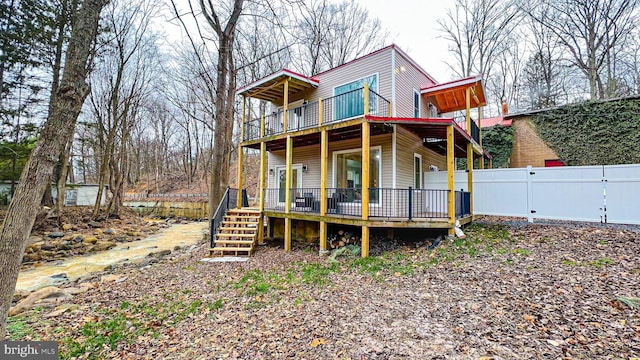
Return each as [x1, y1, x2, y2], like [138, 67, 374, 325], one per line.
[276, 165, 303, 204]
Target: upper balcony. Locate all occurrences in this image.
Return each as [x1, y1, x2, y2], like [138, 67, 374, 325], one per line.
[242, 86, 391, 142]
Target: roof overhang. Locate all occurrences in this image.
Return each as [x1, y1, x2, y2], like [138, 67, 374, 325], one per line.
[366, 116, 490, 159]
[236, 69, 319, 102]
[421, 75, 486, 113]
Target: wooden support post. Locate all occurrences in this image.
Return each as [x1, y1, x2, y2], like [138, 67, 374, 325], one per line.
[285, 135, 292, 213]
[478, 106, 484, 169]
[467, 142, 473, 216]
[237, 97, 246, 208]
[283, 78, 289, 133]
[362, 122, 370, 220]
[361, 226, 369, 257]
[258, 141, 266, 244]
[318, 98, 323, 126]
[364, 83, 369, 116]
[466, 87, 471, 135]
[447, 124, 455, 235]
[284, 218, 291, 252]
[319, 221, 327, 253]
[320, 130, 328, 216]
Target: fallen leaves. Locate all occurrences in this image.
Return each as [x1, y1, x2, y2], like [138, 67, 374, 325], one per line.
[310, 338, 325, 347]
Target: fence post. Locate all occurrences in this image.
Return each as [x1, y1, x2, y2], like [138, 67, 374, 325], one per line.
[408, 187, 413, 221]
[526, 166, 534, 223]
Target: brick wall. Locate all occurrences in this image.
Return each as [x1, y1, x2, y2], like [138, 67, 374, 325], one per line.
[509, 117, 560, 168]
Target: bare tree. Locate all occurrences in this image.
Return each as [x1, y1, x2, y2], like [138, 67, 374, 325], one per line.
[0, 0, 108, 337]
[438, 0, 521, 80]
[526, 0, 639, 99]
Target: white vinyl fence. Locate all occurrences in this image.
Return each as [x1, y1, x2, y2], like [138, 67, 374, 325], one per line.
[424, 164, 640, 225]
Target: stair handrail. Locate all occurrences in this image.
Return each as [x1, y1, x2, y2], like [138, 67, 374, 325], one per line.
[209, 187, 239, 247]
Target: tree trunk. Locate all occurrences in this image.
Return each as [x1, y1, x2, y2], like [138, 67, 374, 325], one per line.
[54, 138, 73, 216]
[0, 0, 107, 338]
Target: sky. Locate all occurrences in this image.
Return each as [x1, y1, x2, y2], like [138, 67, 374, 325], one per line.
[162, 0, 459, 83]
[353, 0, 457, 83]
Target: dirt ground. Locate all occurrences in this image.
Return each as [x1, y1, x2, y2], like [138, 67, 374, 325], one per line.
[7, 219, 640, 359]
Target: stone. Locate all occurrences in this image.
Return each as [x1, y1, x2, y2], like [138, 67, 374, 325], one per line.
[73, 235, 84, 243]
[23, 253, 41, 262]
[90, 241, 116, 252]
[87, 221, 101, 228]
[44, 304, 78, 318]
[100, 275, 126, 283]
[10, 287, 68, 316]
[27, 236, 44, 246]
[93, 229, 103, 235]
[41, 243, 56, 251]
[48, 232, 65, 238]
[149, 249, 171, 258]
[62, 224, 73, 231]
[104, 228, 115, 235]
[83, 236, 98, 244]
[57, 243, 71, 251]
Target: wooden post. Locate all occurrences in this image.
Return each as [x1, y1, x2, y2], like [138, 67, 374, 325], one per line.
[447, 124, 455, 236]
[361, 226, 369, 258]
[478, 106, 484, 169]
[465, 87, 471, 134]
[283, 78, 289, 133]
[258, 141, 266, 244]
[237, 96, 246, 208]
[467, 142, 473, 216]
[320, 129, 328, 253]
[364, 83, 369, 116]
[319, 221, 327, 253]
[362, 122, 370, 220]
[284, 135, 292, 251]
[318, 98, 323, 126]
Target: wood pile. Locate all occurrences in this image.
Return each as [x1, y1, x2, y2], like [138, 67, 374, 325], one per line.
[328, 230, 360, 249]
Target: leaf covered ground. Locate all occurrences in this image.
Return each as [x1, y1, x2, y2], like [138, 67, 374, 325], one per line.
[8, 220, 640, 359]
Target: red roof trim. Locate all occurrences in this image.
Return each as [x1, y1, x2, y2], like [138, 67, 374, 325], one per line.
[420, 74, 482, 92]
[236, 68, 319, 94]
[365, 115, 472, 142]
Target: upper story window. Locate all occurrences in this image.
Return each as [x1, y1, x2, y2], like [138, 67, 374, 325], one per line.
[413, 89, 420, 118]
[333, 74, 378, 121]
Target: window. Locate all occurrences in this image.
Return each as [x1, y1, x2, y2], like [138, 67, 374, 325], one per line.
[413, 89, 420, 118]
[334, 74, 378, 120]
[414, 153, 422, 188]
[333, 147, 381, 203]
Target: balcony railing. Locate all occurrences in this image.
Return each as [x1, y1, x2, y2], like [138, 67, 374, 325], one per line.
[454, 116, 481, 144]
[242, 86, 390, 141]
[263, 187, 465, 220]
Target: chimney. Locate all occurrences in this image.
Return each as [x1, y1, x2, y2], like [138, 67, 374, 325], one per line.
[501, 99, 508, 115]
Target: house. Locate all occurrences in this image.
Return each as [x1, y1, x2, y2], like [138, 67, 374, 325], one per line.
[501, 95, 640, 168]
[0, 182, 107, 206]
[215, 45, 490, 257]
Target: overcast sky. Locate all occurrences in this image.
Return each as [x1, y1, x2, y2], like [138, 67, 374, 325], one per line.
[353, 0, 457, 82]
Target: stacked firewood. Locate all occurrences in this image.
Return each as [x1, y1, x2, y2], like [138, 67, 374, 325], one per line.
[328, 230, 360, 249]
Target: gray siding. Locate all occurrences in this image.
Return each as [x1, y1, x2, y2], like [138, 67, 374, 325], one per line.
[267, 133, 393, 189]
[393, 51, 437, 118]
[395, 126, 447, 189]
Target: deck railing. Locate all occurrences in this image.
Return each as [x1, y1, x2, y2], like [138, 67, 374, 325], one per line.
[263, 187, 461, 220]
[455, 190, 471, 218]
[454, 116, 481, 144]
[242, 86, 390, 141]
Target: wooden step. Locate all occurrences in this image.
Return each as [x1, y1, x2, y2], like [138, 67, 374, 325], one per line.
[219, 227, 256, 232]
[224, 215, 260, 220]
[209, 247, 254, 256]
[216, 233, 256, 238]
[227, 208, 261, 214]
[221, 220, 258, 226]
[214, 239, 255, 245]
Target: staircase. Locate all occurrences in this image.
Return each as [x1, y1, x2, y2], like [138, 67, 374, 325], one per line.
[209, 208, 261, 257]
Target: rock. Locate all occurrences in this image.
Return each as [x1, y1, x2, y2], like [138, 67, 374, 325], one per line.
[10, 287, 68, 316]
[93, 229, 103, 235]
[41, 243, 56, 251]
[90, 241, 116, 252]
[83, 236, 98, 245]
[174, 246, 182, 251]
[62, 224, 73, 231]
[57, 242, 71, 251]
[87, 221, 101, 228]
[13, 290, 31, 302]
[149, 249, 171, 258]
[44, 304, 78, 318]
[27, 236, 44, 246]
[104, 228, 115, 235]
[48, 232, 65, 238]
[73, 235, 84, 243]
[138, 258, 159, 267]
[63, 287, 89, 296]
[100, 275, 126, 283]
